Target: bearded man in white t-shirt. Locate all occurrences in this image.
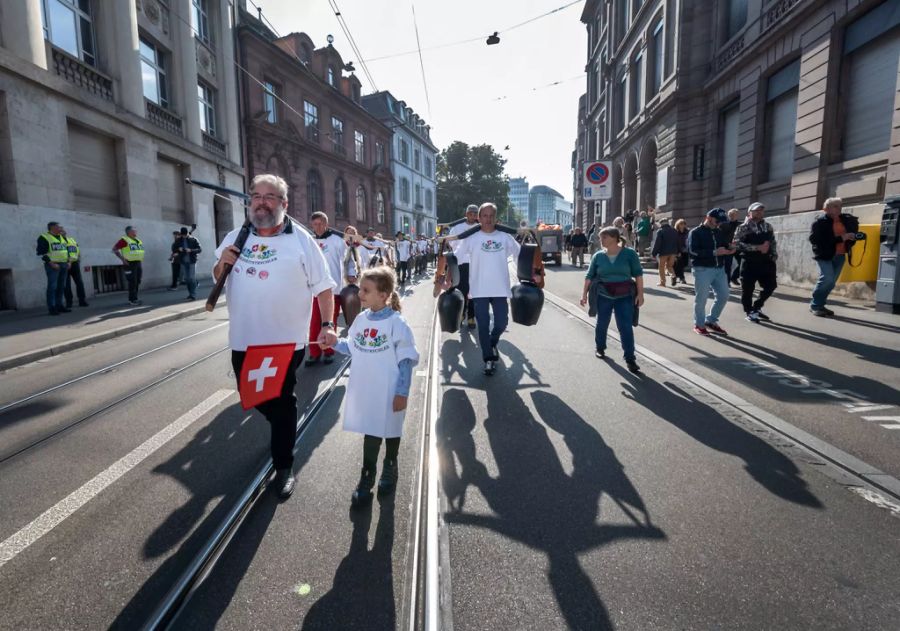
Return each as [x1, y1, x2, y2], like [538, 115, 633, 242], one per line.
[214, 174, 337, 498]
[453, 203, 521, 376]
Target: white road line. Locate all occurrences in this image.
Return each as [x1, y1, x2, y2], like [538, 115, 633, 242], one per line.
[861, 416, 900, 423]
[846, 405, 895, 413]
[0, 389, 234, 568]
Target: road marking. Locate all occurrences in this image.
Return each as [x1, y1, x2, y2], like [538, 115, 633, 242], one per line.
[848, 488, 900, 518]
[861, 416, 900, 423]
[846, 405, 895, 413]
[0, 389, 234, 568]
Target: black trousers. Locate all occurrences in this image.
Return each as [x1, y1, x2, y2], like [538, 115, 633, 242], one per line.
[64, 262, 87, 306]
[124, 261, 142, 301]
[397, 260, 409, 282]
[673, 253, 688, 280]
[741, 259, 777, 313]
[456, 263, 475, 319]
[231, 348, 305, 470]
[170, 260, 181, 288]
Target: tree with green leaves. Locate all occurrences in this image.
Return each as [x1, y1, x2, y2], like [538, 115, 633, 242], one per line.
[436, 141, 519, 224]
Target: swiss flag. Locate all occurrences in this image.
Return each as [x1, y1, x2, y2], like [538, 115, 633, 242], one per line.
[238, 343, 296, 410]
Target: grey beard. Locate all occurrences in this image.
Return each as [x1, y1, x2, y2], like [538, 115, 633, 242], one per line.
[252, 208, 284, 228]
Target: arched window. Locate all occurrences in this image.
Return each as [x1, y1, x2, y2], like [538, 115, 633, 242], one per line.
[334, 177, 346, 217]
[376, 191, 386, 224]
[356, 185, 367, 222]
[307, 169, 322, 215]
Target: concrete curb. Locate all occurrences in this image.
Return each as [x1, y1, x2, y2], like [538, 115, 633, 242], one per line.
[0, 301, 223, 372]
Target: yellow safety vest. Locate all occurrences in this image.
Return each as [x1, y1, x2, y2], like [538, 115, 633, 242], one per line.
[41, 232, 69, 263]
[120, 236, 145, 262]
[65, 236, 80, 262]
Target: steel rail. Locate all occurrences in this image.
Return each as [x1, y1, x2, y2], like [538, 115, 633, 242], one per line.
[143, 359, 352, 631]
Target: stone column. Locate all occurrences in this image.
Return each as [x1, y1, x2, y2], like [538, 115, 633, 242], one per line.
[175, 0, 201, 145]
[219, 0, 241, 163]
[1, 0, 47, 70]
[112, 0, 144, 116]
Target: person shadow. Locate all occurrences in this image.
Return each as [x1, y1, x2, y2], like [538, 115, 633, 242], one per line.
[761, 320, 900, 371]
[438, 385, 665, 630]
[301, 496, 397, 630]
[609, 362, 823, 508]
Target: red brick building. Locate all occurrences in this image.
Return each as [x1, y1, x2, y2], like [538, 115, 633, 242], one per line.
[238, 13, 393, 232]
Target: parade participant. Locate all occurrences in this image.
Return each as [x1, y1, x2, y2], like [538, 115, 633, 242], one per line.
[112, 225, 144, 306]
[570, 227, 588, 268]
[36, 221, 70, 315]
[377, 232, 394, 267]
[308, 211, 353, 366]
[214, 174, 336, 498]
[168, 231, 182, 290]
[687, 208, 735, 335]
[449, 204, 479, 328]
[734, 202, 777, 322]
[176, 226, 202, 301]
[672, 218, 689, 285]
[394, 232, 412, 283]
[359, 227, 385, 269]
[580, 227, 644, 373]
[809, 197, 858, 317]
[328, 265, 419, 506]
[453, 203, 521, 375]
[61, 228, 88, 308]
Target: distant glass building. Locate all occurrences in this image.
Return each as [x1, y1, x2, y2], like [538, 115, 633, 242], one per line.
[508, 177, 530, 219]
[529, 185, 573, 227]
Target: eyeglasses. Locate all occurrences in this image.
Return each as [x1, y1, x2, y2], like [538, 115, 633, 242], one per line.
[250, 193, 284, 203]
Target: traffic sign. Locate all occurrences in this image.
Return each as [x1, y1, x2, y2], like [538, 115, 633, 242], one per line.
[582, 161, 612, 200]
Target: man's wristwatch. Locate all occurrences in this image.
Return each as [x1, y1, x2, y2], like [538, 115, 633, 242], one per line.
[320, 321, 335, 329]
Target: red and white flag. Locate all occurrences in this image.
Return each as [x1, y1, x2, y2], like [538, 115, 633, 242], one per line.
[238, 343, 296, 410]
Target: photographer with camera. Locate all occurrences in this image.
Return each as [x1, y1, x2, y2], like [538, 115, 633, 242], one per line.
[809, 197, 860, 317]
[734, 203, 777, 323]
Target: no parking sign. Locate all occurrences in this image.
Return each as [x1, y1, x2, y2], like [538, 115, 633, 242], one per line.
[582, 161, 612, 200]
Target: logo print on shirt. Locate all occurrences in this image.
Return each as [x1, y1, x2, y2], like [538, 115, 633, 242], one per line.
[353, 327, 389, 351]
[480, 239, 504, 252]
[246, 267, 257, 276]
[259, 270, 269, 280]
[241, 243, 277, 261]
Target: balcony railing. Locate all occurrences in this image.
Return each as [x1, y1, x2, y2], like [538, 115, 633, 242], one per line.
[51, 47, 113, 102]
[202, 131, 226, 158]
[145, 99, 183, 137]
[714, 35, 745, 74]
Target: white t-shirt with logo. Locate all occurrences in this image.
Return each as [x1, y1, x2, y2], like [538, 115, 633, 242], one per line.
[359, 239, 386, 268]
[449, 221, 478, 264]
[314, 231, 348, 294]
[214, 222, 335, 351]
[395, 240, 412, 262]
[453, 230, 520, 298]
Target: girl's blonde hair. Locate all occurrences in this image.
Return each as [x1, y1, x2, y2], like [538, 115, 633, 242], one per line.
[360, 265, 402, 312]
[674, 218, 687, 232]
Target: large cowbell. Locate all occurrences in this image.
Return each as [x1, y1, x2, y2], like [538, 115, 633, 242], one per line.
[511, 282, 543, 325]
[340, 284, 361, 327]
[438, 288, 465, 333]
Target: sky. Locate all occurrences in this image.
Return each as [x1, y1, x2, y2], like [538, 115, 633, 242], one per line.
[254, 0, 588, 201]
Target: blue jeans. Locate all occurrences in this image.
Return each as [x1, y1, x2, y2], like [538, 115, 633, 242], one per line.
[45, 262, 68, 312]
[595, 295, 635, 361]
[180, 261, 197, 298]
[472, 297, 508, 361]
[693, 266, 729, 328]
[811, 255, 845, 309]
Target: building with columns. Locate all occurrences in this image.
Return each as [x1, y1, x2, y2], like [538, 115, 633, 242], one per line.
[0, 0, 245, 310]
[575, 0, 900, 295]
[362, 91, 438, 237]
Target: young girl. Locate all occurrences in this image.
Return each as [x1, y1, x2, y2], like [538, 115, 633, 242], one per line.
[330, 266, 419, 506]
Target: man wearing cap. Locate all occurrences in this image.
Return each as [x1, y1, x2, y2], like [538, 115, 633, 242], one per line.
[112, 225, 144, 306]
[449, 204, 480, 328]
[175, 227, 202, 301]
[687, 208, 735, 335]
[36, 221, 70, 316]
[734, 203, 777, 322]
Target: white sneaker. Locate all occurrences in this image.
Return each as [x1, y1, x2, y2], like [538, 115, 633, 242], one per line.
[745, 310, 760, 323]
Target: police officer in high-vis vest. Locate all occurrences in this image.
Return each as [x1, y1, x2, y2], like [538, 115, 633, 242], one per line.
[112, 225, 145, 305]
[37, 221, 70, 315]
[61, 228, 88, 308]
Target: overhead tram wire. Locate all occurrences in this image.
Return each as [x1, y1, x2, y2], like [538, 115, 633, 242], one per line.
[364, 0, 583, 63]
[410, 1, 432, 118]
[326, 0, 379, 92]
[491, 74, 586, 102]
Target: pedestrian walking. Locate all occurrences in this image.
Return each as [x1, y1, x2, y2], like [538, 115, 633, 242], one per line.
[570, 227, 589, 267]
[719, 209, 741, 286]
[734, 203, 777, 322]
[588, 222, 602, 255]
[61, 228, 88, 307]
[687, 208, 735, 335]
[449, 204, 480, 329]
[214, 173, 336, 499]
[112, 225, 144, 305]
[175, 227, 202, 301]
[452, 203, 521, 376]
[37, 221, 70, 315]
[394, 232, 412, 284]
[168, 231, 182, 290]
[672, 218, 689, 285]
[328, 266, 419, 506]
[635, 211, 652, 255]
[650, 218, 680, 286]
[809, 197, 859, 317]
[580, 227, 644, 373]
[308, 211, 352, 366]
[565, 229, 574, 263]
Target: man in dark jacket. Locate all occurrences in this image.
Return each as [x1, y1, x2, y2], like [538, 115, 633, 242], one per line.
[687, 208, 735, 335]
[570, 227, 589, 267]
[650, 218, 680, 286]
[175, 227, 202, 300]
[809, 197, 859, 316]
[718, 208, 741, 286]
[734, 203, 777, 322]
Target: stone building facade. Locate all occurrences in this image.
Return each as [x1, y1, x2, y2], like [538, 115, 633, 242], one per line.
[576, 0, 900, 295]
[238, 15, 393, 235]
[0, 0, 244, 309]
